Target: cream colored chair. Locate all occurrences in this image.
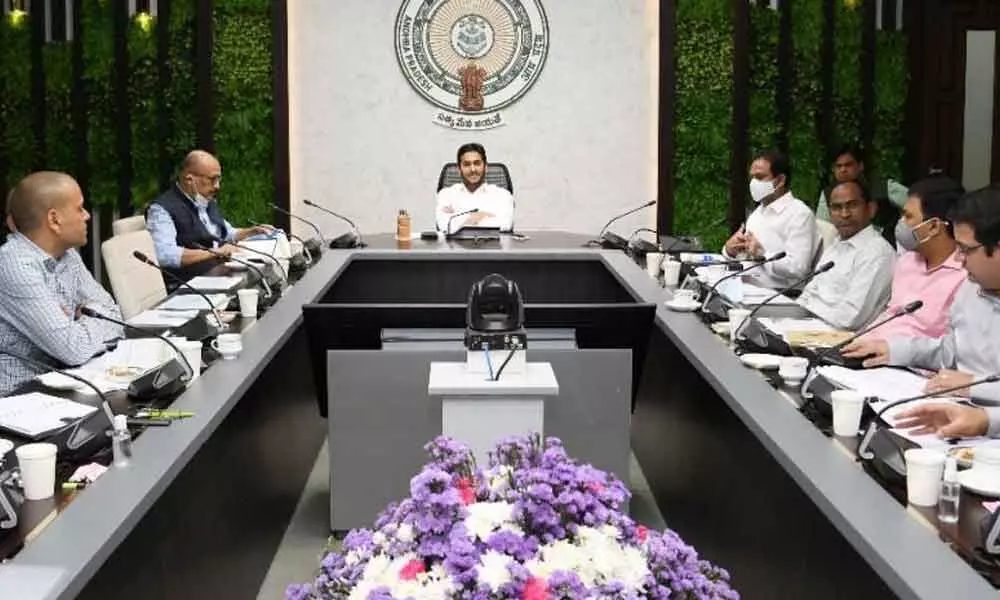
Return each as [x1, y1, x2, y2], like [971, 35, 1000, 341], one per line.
[814, 218, 838, 265]
[112, 215, 146, 237]
[101, 230, 166, 320]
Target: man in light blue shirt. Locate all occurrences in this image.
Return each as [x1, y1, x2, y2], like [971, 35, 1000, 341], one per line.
[146, 150, 271, 282]
[0, 172, 123, 395]
[843, 187, 1000, 437]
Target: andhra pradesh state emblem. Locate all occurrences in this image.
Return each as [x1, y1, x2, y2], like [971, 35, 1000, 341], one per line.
[395, 0, 550, 130]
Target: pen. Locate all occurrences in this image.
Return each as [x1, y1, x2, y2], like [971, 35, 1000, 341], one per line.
[62, 481, 87, 490]
[126, 418, 172, 427]
[136, 410, 195, 419]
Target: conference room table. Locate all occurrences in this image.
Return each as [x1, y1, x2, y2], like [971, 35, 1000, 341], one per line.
[0, 230, 996, 599]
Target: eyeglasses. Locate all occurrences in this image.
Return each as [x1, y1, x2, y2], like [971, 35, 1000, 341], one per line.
[956, 242, 985, 256]
[193, 173, 222, 185]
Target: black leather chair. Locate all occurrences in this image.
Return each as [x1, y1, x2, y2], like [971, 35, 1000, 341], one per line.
[436, 162, 513, 193]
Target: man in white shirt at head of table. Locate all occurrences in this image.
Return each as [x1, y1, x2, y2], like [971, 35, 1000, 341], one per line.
[796, 180, 896, 330]
[722, 148, 818, 290]
[435, 143, 514, 235]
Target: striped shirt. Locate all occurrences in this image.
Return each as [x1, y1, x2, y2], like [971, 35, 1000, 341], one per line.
[0, 233, 123, 396]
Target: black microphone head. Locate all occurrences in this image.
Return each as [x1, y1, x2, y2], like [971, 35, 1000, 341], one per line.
[133, 250, 152, 264]
[769, 251, 788, 260]
[903, 299, 924, 314]
[816, 261, 835, 273]
[644, 200, 656, 207]
[302, 198, 315, 207]
[79, 306, 98, 318]
[470, 208, 480, 213]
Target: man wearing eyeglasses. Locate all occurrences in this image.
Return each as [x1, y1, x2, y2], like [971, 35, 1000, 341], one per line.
[796, 180, 896, 329]
[843, 187, 1000, 409]
[146, 150, 273, 282]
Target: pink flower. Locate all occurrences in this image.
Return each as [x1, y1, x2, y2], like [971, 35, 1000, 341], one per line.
[399, 558, 425, 581]
[456, 477, 476, 505]
[522, 576, 548, 600]
[637, 525, 648, 543]
[587, 481, 604, 494]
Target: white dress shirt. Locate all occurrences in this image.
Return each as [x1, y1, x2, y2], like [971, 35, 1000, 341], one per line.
[722, 191, 818, 289]
[435, 183, 514, 234]
[796, 224, 896, 330]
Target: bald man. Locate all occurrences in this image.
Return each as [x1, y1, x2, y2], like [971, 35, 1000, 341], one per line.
[0, 172, 123, 395]
[146, 150, 272, 282]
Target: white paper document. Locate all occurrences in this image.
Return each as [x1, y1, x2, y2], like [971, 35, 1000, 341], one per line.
[128, 309, 198, 328]
[36, 339, 171, 393]
[184, 275, 244, 291]
[156, 293, 229, 311]
[757, 317, 836, 336]
[0, 392, 98, 438]
[817, 365, 929, 402]
[877, 398, 993, 448]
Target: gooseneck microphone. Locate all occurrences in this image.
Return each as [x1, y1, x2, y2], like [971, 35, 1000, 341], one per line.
[699, 251, 787, 313]
[227, 239, 289, 284]
[815, 300, 924, 364]
[194, 243, 273, 298]
[249, 221, 314, 266]
[735, 260, 835, 342]
[663, 214, 730, 253]
[443, 208, 480, 237]
[302, 198, 365, 248]
[589, 200, 657, 250]
[0, 348, 115, 425]
[78, 307, 194, 381]
[857, 373, 1000, 460]
[268, 204, 324, 259]
[132, 251, 225, 330]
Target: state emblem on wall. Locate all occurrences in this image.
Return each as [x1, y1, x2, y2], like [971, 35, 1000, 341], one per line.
[395, 0, 550, 130]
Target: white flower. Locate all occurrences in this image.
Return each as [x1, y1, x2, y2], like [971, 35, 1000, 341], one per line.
[476, 550, 513, 591]
[372, 531, 387, 547]
[396, 522, 414, 543]
[347, 554, 392, 600]
[463, 501, 515, 541]
[487, 465, 513, 494]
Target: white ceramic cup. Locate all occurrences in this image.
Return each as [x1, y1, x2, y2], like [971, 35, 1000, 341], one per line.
[727, 308, 752, 344]
[904, 448, 946, 507]
[645, 252, 664, 277]
[662, 260, 681, 286]
[16, 443, 58, 501]
[211, 333, 243, 360]
[779, 357, 809, 381]
[673, 289, 697, 304]
[237, 288, 260, 318]
[830, 390, 866, 436]
[175, 339, 202, 380]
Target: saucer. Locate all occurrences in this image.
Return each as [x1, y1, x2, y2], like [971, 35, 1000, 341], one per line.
[739, 353, 782, 370]
[711, 322, 731, 336]
[957, 469, 1000, 497]
[665, 299, 700, 312]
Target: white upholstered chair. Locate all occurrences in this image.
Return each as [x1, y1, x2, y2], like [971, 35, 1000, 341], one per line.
[101, 230, 166, 319]
[112, 215, 147, 237]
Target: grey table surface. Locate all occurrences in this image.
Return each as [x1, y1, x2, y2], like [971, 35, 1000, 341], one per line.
[0, 231, 993, 599]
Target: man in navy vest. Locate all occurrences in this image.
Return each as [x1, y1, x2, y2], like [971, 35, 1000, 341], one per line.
[146, 150, 272, 282]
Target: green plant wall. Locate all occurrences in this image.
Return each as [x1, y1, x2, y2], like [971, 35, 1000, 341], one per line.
[788, 0, 825, 208]
[673, 1, 733, 251]
[0, 12, 34, 187]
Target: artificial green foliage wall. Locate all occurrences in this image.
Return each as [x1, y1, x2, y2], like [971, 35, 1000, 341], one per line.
[82, 0, 119, 208]
[748, 4, 779, 156]
[789, 0, 824, 208]
[0, 14, 34, 186]
[128, 16, 159, 207]
[212, 0, 274, 227]
[873, 31, 907, 183]
[672, 1, 733, 251]
[832, 3, 861, 158]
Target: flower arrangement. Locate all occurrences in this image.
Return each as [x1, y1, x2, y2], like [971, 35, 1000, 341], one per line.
[286, 435, 738, 600]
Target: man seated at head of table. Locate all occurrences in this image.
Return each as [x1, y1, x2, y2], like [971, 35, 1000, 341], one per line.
[842, 187, 1000, 415]
[435, 143, 514, 235]
[722, 149, 818, 289]
[0, 172, 123, 396]
[146, 150, 274, 283]
[858, 175, 967, 340]
[796, 180, 896, 330]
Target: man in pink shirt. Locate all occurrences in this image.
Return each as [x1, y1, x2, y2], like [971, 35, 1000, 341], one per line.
[863, 176, 966, 339]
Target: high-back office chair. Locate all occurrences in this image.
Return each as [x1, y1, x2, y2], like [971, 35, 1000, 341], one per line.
[814, 218, 838, 268]
[112, 215, 147, 237]
[436, 162, 514, 193]
[101, 230, 167, 319]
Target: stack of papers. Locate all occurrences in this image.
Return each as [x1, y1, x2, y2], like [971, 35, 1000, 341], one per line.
[0, 392, 98, 438]
[185, 275, 244, 291]
[758, 317, 836, 337]
[816, 365, 928, 403]
[738, 283, 797, 306]
[156, 293, 229, 311]
[128, 309, 198, 328]
[36, 338, 171, 393]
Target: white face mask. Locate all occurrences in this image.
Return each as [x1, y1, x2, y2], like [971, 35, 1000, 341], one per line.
[193, 193, 210, 208]
[749, 178, 776, 203]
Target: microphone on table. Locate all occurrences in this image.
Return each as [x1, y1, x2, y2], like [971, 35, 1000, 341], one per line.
[857, 373, 1000, 460]
[443, 208, 480, 238]
[194, 243, 274, 299]
[587, 200, 657, 250]
[132, 251, 226, 330]
[0, 348, 116, 450]
[225, 238, 289, 284]
[250, 221, 313, 266]
[268, 204, 323, 259]
[699, 251, 787, 313]
[663, 214, 730, 254]
[78, 307, 193, 398]
[813, 300, 924, 365]
[735, 260, 835, 343]
[302, 198, 365, 249]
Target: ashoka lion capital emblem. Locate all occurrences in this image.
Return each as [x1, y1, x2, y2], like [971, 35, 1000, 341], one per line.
[395, 0, 550, 114]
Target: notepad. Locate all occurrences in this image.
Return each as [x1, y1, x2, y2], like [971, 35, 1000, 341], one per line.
[156, 293, 229, 311]
[816, 365, 929, 403]
[128, 308, 198, 328]
[0, 392, 97, 438]
[184, 275, 244, 291]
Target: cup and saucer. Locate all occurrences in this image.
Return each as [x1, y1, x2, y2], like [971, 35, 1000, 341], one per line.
[958, 444, 1000, 497]
[665, 289, 700, 312]
[777, 356, 809, 387]
[211, 333, 243, 361]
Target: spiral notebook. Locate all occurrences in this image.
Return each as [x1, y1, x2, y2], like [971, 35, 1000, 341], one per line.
[0, 392, 98, 438]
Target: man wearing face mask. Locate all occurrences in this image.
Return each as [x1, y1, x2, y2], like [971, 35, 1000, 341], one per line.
[796, 181, 895, 329]
[843, 187, 1000, 404]
[146, 150, 272, 283]
[859, 176, 966, 340]
[722, 149, 818, 289]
